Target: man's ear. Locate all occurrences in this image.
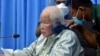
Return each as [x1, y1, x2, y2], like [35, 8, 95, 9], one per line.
[78, 6, 85, 11]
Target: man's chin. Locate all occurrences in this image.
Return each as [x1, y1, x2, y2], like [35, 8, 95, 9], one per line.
[41, 32, 52, 37]
[42, 34, 49, 38]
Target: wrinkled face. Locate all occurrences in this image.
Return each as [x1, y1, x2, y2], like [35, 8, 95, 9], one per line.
[40, 12, 53, 37]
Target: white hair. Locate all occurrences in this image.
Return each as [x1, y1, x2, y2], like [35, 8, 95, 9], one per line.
[41, 6, 64, 27]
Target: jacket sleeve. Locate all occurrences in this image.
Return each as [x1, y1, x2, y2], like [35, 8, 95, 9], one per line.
[13, 41, 36, 56]
[50, 30, 84, 56]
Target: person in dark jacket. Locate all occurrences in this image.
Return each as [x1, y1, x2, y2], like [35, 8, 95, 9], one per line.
[65, 0, 99, 56]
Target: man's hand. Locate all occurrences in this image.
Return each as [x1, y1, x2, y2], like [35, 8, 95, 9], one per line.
[65, 19, 98, 48]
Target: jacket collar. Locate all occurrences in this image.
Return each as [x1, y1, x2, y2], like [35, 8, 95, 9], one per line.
[36, 30, 64, 55]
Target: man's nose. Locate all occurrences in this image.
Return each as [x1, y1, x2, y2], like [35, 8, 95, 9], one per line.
[40, 24, 45, 29]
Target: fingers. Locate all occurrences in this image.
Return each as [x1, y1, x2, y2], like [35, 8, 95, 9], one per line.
[64, 19, 74, 27]
[69, 23, 78, 28]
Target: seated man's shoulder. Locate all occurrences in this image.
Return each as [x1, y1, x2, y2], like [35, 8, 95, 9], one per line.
[62, 29, 76, 36]
[60, 29, 78, 41]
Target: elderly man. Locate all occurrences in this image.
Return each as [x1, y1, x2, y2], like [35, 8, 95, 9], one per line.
[1, 6, 83, 56]
[36, 0, 70, 37]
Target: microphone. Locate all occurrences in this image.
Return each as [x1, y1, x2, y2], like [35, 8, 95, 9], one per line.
[0, 34, 20, 38]
[11, 34, 20, 38]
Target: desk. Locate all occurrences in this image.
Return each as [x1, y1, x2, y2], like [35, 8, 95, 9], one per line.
[0, 54, 4, 56]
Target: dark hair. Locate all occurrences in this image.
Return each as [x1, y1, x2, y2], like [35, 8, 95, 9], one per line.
[66, 0, 93, 9]
[55, 0, 71, 6]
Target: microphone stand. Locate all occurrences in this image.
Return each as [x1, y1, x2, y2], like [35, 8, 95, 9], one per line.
[0, 34, 20, 54]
